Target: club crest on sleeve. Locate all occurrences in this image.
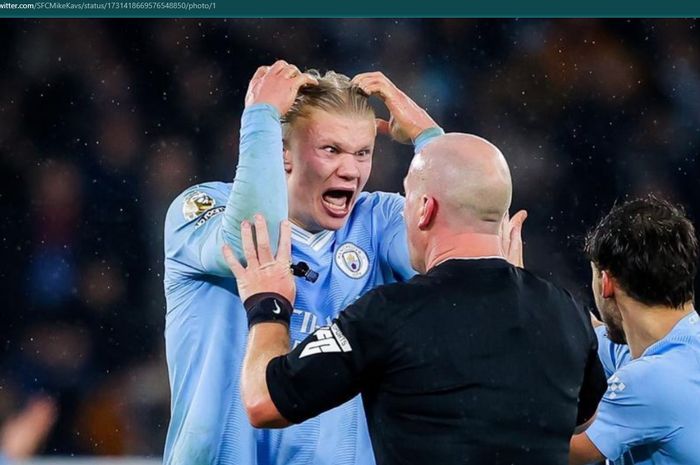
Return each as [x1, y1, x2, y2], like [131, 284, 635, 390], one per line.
[335, 242, 369, 279]
[182, 191, 216, 221]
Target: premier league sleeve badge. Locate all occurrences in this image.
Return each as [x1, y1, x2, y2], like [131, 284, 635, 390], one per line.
[182, 191, 217, 221]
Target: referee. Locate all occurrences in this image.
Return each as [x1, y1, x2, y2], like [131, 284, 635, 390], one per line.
[224, 133, 607, 465]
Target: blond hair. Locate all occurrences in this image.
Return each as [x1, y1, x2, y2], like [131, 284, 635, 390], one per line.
[281, 70, 375, 141]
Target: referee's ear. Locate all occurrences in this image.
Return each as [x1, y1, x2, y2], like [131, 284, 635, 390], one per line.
[418, 196, 437, 230]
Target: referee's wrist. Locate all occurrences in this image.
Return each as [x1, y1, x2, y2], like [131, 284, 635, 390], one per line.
[243, 293, 293, 329]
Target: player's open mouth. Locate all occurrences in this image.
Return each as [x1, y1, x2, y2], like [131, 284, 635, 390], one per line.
[321, 189, 354, 217]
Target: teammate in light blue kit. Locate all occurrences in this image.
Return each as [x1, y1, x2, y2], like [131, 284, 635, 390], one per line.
[594, 324, 631, 379]
[569, 197, 700, 465]
[163, 62, 444, 465]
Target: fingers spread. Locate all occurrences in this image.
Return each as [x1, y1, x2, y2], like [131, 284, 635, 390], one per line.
[500, 211, 510, 240]
[277, 219, 292, 264]
[510, 210, 528, 234]
[507, 210, 527, 268]
[222, 244, 245, 276]
[253, 214, 274, 264]
[241, 220, 258, 266]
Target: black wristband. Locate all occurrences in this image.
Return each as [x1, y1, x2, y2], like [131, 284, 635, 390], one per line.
[243, 293, 293, 329]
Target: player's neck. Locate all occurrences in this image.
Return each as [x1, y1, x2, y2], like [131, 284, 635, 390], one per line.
[620, 299, 695, 359]
[424, 232, 504, 272]
[289, 217, 324, 235]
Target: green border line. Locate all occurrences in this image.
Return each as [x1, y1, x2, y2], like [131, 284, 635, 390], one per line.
[0, 0, 699, 19]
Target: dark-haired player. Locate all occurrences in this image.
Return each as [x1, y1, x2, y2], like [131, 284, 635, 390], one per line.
[570, 197, 700, 465]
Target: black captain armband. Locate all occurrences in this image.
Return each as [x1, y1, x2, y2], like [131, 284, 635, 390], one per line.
[243, 293, 294, 329]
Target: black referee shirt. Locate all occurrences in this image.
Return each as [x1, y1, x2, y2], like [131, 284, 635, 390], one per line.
[266, 258, 607, 465]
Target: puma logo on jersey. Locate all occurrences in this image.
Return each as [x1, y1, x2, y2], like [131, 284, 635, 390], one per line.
[299, 323, 352, 358]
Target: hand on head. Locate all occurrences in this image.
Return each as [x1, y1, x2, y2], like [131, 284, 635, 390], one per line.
[245, 60, 318, 115]
[351, 71, 438, 144]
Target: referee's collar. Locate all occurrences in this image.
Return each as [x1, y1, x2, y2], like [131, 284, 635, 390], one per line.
[428, 256, 510, 273]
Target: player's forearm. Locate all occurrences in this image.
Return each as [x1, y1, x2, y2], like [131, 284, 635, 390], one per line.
[241, 323, 291, 428]
[223, 103, 288, 263]
[568, 433, 605, 465]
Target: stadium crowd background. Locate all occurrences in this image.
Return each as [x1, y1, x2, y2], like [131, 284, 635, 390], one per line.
[0, 19, 698, 457]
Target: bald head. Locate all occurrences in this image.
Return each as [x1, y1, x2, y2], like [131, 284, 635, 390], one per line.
[408, 133, 512, 234]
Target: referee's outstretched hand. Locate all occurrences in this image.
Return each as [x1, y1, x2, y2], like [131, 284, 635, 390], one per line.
[501, 210, 528, 268]
[223, 215, 296, 306]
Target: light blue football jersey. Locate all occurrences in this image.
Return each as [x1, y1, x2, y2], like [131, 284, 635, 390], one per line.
[595, 325, 632, 379]
[587, 312, 700, 465]
[163, 182, 414, 465]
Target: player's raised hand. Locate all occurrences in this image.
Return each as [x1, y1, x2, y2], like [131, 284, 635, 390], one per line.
[245, 60, 318, 115]
[223, 215, 296, 305]
[500, 210, 528, 268]
[351, 71, 438, 144]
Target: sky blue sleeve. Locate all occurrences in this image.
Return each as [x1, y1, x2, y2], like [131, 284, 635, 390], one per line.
[376, 193, 415, 281]
[595, 325, 632, 378]
[585, 361, 678, 461]
[413, 126, 444, 153]
[163, 279, 254, 465]
[164, 104, 287, 277]
[224, 103, 288, 263]
[595, 325, 618, 378]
